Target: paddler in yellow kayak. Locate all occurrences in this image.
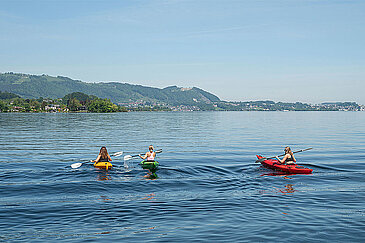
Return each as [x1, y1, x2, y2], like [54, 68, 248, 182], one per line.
[139, 145, 156, 161]
[91, 146, 112, 163]
[276, 146, 296, 164]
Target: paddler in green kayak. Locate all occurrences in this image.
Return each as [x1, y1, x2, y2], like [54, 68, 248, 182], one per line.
[139, 145, 156, 161]
[139, 145, 158, 178]
[276, 146, 296, 164]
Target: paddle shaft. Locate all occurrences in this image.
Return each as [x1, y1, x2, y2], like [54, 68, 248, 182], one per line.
[71, 151, 123, 168]
[124, 149, 162, 161]
[91, 151, 123, 162]
[137, 149, 162, 158]
[256, 148, 312, 163]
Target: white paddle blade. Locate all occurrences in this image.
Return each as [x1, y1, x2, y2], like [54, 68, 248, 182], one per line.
[71, 162, 83, 169]
[113, 151, 123, 157]
[124, 155, 132, 161]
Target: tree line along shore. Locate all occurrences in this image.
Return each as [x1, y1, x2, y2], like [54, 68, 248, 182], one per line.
[0, 90, 363, 113]
[0, 91, 170, 113]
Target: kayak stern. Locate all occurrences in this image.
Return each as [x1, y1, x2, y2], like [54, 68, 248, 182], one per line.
[140, 160, 159, 171]
[94, 161, 113, 170]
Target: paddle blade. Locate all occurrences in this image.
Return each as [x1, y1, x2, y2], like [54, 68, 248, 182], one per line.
[71, 162, 83, 169]
[255, 158, 266, 163]
[112, 151, 123, 157]
[124, 155, 133, 161]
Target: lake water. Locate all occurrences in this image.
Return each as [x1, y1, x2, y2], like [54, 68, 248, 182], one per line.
[0, 112, 364, 242]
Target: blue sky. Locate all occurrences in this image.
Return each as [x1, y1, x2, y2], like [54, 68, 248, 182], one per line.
[1, 0, 364, 103]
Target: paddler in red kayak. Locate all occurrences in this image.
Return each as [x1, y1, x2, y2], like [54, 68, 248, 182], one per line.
[139, 145, 156, 161]
[91, 146, 112, 163]
[276, 146, 296, 164]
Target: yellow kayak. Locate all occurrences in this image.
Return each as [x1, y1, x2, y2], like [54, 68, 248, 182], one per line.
[93, 161, 113, 170]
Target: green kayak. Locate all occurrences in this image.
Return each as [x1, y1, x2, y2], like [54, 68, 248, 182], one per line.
[140, 160, 159, 170]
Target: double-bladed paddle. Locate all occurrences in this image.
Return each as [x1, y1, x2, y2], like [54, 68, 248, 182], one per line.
[255, 148, 312, 163]
[70, 151, 124, 169]
[123, 149, 162, 161]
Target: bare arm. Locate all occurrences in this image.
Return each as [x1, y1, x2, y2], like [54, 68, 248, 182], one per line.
[91, 154, 101, 163]
[276, 154, 289, 164]
[139, 152, 148, 160]
[108, 154, 112, 161]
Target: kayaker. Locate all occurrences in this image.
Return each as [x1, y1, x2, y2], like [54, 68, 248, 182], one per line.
[91, 146, 112, 163]
[276, 146, 296, 164]
[139, 145, 156, 161]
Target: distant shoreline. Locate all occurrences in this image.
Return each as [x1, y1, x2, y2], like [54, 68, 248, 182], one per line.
[1, 73, 364, 112]
[1, 109, 364, 114]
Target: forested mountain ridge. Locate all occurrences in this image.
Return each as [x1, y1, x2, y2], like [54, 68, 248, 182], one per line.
[0, 73, 220, 105]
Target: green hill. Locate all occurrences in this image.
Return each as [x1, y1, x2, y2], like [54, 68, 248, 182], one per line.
[0, 73, 220, 106]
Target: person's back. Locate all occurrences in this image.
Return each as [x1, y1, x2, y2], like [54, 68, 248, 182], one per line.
[284, 154, 295, 164]
[92, 146, 112, 163]
[139, 145, 156, 161]
[146, 151, 155, 161]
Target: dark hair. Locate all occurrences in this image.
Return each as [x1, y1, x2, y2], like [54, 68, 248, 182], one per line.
[99, 146, 108, 159]
[285, 146, 293, 156]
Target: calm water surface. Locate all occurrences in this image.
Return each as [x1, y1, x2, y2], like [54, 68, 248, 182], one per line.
[0, 112, 364, 242]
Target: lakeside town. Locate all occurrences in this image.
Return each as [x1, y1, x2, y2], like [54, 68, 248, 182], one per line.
[121, 100, 365, 112]
[1, 91, 363, 113]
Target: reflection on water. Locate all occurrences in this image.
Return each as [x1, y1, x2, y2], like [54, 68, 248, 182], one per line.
[100, 195, 112, 202]
[95, 231, 112, 235]
[280, 184, 296, 194]
[141, 193, 155, 201]
[260, 171, 306, 178]
[260, 172, 288, 177]
[259, 183, 297, 195]
[134, 226, 156, 234]
[144, 172, 158, 180]
[143, 168, 159, 180]
[96, 171, 111, 181]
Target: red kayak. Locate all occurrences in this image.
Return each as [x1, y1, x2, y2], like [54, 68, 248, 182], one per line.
[256, 155, 313, 174]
